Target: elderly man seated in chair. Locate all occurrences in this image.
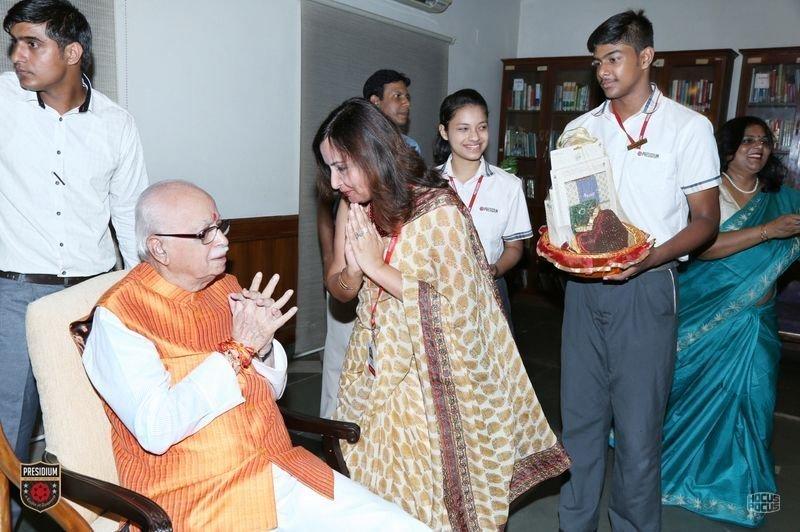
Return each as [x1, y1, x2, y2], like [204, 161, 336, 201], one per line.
[81, 180, 428, 531]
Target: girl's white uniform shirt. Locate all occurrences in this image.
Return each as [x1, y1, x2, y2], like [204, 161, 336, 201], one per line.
[439, 156, 532, 264]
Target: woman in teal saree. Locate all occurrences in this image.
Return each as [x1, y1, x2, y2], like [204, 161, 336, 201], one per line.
[661, 116, 800, 527]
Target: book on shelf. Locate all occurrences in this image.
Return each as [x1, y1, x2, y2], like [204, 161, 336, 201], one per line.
[509, 78, 542, 111]
[524, 177, 536, 199]
[504, 128, 538, 158]
[553, 81, 590, 112]
[748, 64, 799, 105]
[669, 79, 714, 113]
[548, 130, 559, 151]
[765, 117, 800, 153]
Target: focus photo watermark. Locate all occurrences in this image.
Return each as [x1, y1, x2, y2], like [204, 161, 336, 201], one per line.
[747, 492, 780, 515]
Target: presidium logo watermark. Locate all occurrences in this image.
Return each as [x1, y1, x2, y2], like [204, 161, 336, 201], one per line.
[747, 492, 780, 515]
[20, 462, 61, 513]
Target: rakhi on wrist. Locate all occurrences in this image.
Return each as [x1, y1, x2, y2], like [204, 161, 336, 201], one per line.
[217, 338, 256, 373]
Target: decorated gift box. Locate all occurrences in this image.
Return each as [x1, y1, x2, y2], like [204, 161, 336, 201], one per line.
[538, 128, 653, 278]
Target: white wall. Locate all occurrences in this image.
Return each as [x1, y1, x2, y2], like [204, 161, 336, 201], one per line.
[517, 0, 800, 120]
[121, 0, 301, 218]
[120, 0, 520, 218]
[332, 0, 522, 158]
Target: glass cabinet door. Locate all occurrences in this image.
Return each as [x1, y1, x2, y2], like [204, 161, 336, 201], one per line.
[741, 56, 800, 189]
[502, 69, 546, 160]
[661, 64, 717, 118]
[548, 68, 600, 152]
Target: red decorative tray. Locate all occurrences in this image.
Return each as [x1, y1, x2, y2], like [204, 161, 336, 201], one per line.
[536, 224, 653, 278]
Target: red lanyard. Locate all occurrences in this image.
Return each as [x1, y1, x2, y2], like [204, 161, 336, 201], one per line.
[449, 174, 484, 210]
[369, 233, 399, 330]
[611, 92, 659, 150]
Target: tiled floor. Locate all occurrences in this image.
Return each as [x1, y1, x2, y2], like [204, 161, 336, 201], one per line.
[16, 291, 799, 530]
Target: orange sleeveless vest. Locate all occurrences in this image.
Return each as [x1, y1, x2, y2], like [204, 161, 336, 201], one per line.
[96, 263, 333, 530]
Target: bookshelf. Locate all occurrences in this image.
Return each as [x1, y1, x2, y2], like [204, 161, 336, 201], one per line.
[498, 56, 603, 293]
[650, 49, 737, 131]
[498, 50, 736, 293]
[736, 47, 800, 189]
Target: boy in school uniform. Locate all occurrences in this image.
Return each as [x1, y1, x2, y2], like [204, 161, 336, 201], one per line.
[557, 10, 720, 532]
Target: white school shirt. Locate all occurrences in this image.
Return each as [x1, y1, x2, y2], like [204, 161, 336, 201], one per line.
[564, 84, 719, 255]
[439, 156, 533, 264]
[0, 72, 148, 275]
[82, 306, 288, 455]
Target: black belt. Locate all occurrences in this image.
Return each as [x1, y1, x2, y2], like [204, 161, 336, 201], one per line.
[0, 270, 103, 287]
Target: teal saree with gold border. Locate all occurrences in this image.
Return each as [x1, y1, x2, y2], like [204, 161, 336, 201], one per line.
[661, 186, 800, 527]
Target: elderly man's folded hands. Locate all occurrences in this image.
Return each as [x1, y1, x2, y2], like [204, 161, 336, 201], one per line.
[229, 272, 297, 356]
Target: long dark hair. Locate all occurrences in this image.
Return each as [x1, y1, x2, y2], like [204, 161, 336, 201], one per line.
[313, 98, 447, 234]
[717, 116, 787, 193]
[434, 88, 489, 166]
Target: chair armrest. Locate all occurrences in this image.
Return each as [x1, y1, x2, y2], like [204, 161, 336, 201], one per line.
[44, 452, 172, 532]
[278, 407, 359, 444]
[278, 407, 360, 477]
[779, 330, 800, 344]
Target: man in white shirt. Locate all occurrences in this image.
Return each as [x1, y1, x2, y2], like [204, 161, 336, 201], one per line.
[83, 180, 427, 530]
[0, 0, 147, 493]
[556, 11, 720, 532]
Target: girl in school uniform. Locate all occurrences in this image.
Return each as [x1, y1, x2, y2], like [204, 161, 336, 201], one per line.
[435, 88, 532, 320]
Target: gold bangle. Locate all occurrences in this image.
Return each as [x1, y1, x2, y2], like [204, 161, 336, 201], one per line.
[760, 225, 769, 241]
[338, 268, 356, 291]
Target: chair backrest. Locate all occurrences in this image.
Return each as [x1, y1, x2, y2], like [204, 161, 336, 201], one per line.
[25, 270, 128, 525]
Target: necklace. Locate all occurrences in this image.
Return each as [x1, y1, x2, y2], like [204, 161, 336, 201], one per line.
[722, 171, 759, 194]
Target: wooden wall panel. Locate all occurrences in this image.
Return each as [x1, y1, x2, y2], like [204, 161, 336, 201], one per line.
[225, 215, 298, 345]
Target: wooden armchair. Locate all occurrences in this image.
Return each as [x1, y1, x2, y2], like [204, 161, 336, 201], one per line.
[25, 271, 359, 531]
[0, 423, 93, 531]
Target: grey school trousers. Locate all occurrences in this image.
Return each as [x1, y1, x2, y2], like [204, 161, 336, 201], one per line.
[558, 267, 678, 532]
[0, 277, 63, 524]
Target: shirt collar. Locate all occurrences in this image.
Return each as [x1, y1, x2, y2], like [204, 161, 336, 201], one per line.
[443, 155, 493, 183]
[594, 82, 662, 118]
[30, 73, 93, 113]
